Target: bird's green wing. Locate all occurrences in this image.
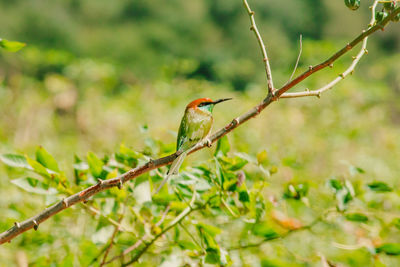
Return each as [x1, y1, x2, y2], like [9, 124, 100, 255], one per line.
[177, 113, 189, 151]
[177, 111, 213, 152]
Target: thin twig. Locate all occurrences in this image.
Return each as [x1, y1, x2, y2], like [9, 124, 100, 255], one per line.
[117, 196, 216, 266]
[227, 216, 321, 251]
[82, 203, 133, 234]
[242, 0, 275, 94]
[100, 215, 124, 266]
[178, 222, 205, 252]
[285, 34, 303, 84]
[104, 204, 171, 265]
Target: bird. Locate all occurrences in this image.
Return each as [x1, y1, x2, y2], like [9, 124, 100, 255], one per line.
[154, 97, 232, 194]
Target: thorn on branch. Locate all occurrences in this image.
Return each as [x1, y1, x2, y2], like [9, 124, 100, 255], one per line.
[117, 179, 123, 190]
[63, 198, 69, 208]
[256, 105, 263, 114]
[97, 178, 104, 185]
[33, 220, 39, 231]
[207, 140, 212, 148]
[232, 118, 239, 126]
[14, 222, 20, 228]
[317, 92, 322, 98]
[339, 73, 345, 78]
[250, 26, 254, 31]
[329, 63, 333, 68]
[350, 70, 354, 75]
[352, 56, 357, 60]
[148, 159, 155, 167]
[309, 65, 313, 71]
[364, 48, 368, 54]
[346, 43, 352, 50]
[250, 11, 255, 15]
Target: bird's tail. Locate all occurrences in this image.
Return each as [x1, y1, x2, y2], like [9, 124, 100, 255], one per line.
[153, 151, 187, 195]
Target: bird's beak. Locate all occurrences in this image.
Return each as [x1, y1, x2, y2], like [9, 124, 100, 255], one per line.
[212, 98, 232, 105]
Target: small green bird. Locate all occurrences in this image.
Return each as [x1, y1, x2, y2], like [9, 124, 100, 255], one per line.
[155, 97, 232, 193]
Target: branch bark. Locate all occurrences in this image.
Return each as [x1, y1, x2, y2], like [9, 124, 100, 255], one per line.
[1, 3, 399, 246]
[243, 0, 275, 94]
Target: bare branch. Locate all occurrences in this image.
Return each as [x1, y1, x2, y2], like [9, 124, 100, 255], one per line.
[276, 5, 400, 98]
[281, 1, 380, 99]
[242, 0, 275, 94]
[100, 215, 124, 266]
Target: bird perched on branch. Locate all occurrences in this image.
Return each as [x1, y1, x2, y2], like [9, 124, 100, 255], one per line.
[155, 97, 232, 194]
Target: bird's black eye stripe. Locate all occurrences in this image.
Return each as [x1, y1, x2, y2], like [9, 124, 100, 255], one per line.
[198, 101, 213, 107]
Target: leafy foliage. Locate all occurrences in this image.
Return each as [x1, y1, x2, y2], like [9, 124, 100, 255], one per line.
[2, 131, 399, 265]
[0, 38, 25, 52]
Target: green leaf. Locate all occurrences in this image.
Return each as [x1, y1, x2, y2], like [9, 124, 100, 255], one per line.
[227, 156, 248, 171]
[202, 231, 219, 250]
[214, 136, 230, 157]
[87, 152, 103, 178]
[0, 38, 26, 52]
[392, 218, 400, 230]
[11, 177, 57, 195]
[283, 183, 308, 200]
[205, 249, 220, 264]
[115, 144, 140, 167]
[169, 201, 187, 212]
[344, 0, 360, 11]
[0, 154, 31, 169]
[348, 165, 365, 176]
[368, 182, 392, 192]
[329, 179, 343, 191]
[377, 243, 400, 255]
[223, 179, 237, 192]
[257, 150, 269, 165]
[26, 156, 50, 178]
[177, 240, 198, 250]
[345, 213, 368, 222]
[282, 156, 301, 169]
[36, 146, 60, 172]
[196, 222, 221, 237]
[239, 189, 250, 203]
[252, 224, 279, 240]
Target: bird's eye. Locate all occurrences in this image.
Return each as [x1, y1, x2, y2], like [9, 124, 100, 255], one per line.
[198, 102, 212, 107]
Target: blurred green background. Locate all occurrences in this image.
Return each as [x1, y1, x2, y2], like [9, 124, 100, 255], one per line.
[1, 0, 400, 266]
